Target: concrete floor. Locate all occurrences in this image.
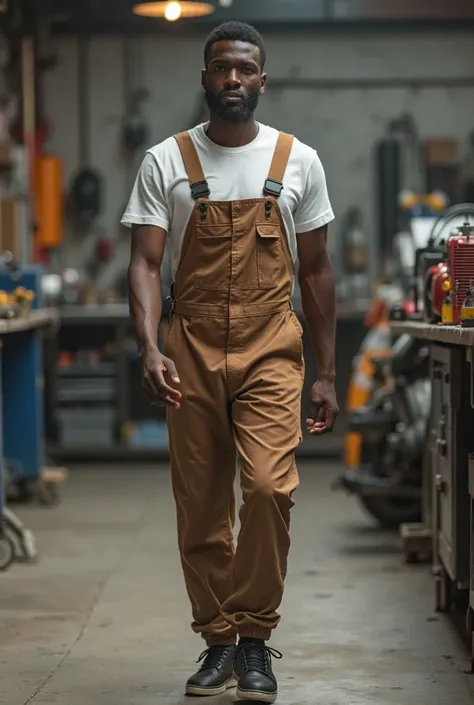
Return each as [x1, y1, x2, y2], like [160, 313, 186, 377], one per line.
[1, 461, 473, 705]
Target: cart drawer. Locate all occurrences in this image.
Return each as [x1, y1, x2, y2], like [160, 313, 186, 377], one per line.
[57, 407, 115, 447]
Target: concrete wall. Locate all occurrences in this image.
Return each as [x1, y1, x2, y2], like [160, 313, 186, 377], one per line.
[43, 30, 474, 270]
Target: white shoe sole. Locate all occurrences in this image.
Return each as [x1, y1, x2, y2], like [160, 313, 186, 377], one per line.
[236, 686, 277, 703]
[185, 677, 237, 696]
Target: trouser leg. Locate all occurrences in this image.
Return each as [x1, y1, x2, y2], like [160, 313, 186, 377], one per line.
[220, 311, 305, 640]
[166, 315, 238, 645]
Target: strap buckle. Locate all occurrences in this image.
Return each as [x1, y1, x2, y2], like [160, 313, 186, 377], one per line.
[190, 179, 210, 199]
[264, 178, 284, 198]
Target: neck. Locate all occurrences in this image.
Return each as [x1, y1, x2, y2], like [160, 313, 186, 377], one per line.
[205, 116, 259, 148]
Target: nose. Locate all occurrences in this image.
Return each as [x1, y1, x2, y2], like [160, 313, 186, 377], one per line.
[224, 69, 241, 89]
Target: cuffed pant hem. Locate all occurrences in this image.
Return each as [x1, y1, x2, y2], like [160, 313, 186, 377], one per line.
[238, 627, 272, 641]
[205, 636, 237, 647]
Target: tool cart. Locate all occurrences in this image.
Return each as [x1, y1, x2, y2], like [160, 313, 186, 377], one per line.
[0, 263, 59, 571]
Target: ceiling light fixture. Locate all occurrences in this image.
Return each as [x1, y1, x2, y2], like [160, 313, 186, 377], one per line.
[133, 1, 215, 21]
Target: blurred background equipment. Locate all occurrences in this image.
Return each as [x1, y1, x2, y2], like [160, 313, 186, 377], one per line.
[420, 204, 474, 325]
[338, 331, 430, 528]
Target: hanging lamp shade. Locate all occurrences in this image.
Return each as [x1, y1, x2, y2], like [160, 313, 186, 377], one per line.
[133, 1, 215, 20]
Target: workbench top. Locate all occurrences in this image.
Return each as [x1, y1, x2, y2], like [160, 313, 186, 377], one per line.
[390, 319, 474, 346]
[0, 307, 59, 335]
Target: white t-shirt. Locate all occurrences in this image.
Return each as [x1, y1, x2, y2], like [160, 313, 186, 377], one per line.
[121, 122, 334, 279]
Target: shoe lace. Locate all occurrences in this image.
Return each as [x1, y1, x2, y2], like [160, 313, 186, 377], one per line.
[197, 645, 232, 671]
[239, 643, 283, 674]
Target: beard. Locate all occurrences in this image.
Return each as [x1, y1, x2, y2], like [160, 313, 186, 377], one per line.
[205, 89, 260, 124]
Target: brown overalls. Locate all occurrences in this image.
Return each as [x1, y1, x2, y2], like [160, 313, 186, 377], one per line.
[165, 130, 305, 645]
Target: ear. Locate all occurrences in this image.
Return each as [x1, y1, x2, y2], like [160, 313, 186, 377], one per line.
[260, 73, 267, 95]
[201, 69, 207, 90]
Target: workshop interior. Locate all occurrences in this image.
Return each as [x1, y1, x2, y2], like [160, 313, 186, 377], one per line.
[2, 0, 474, 702]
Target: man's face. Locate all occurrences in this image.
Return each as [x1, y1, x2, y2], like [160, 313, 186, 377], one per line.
[202, 40, 267, 124]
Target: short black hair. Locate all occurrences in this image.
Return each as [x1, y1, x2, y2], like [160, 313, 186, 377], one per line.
[204, 21, 266, 70]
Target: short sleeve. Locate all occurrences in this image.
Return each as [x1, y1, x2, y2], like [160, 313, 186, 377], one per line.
[120, 152, 170, 231]
[294, 153, 335, 234]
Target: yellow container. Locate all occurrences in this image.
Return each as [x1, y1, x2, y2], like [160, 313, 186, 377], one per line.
[441, 304, 453, 324]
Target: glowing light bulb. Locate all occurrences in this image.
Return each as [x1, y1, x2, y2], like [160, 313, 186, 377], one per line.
[165, 1, 182, 20]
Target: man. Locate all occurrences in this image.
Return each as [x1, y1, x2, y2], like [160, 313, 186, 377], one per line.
[122, 21, 338, 704]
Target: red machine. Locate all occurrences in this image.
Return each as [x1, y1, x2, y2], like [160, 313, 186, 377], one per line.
[425, 221, 474, 324]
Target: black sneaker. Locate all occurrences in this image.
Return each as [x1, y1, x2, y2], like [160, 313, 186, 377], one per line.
[185, 645, 236, 696]
[233, 640, 282, 703]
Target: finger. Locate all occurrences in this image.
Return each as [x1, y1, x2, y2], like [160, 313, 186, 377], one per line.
[144, 373, 181, 406]
[309, 420, 327, 430]
[152, 369, 182, 400]
[324, 408, 338, 430]
[160, 381, 182, 399]
[316, 406, 326, 423]
[311, 399, 324, 421]
[154, 396, 180, 409]
[163, 358, 180, 384]
[309, 423, 332, 435]
[149, 391, 180, 408]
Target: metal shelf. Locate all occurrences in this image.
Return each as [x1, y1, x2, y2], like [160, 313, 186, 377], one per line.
[56, 362, 118, 377]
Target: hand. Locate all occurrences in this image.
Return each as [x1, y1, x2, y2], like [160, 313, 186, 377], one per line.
[141, 347, 181, 409]
[306, 379, 339, 435]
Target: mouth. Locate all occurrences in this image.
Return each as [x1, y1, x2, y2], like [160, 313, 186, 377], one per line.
[220, 91, 244, 102]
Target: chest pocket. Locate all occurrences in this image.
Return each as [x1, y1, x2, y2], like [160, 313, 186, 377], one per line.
[242, 223, 282, 290]
[193, 223, 232, 291]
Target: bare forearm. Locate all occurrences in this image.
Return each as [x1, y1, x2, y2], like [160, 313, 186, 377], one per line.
[299, 257, 336, 381]
[128, 259, 163, 355]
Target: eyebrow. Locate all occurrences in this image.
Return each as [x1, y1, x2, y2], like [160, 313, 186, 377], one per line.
[209, 55, 259, 66]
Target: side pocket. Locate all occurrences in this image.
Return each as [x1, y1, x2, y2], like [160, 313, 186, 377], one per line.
[289, 311, 304, 337]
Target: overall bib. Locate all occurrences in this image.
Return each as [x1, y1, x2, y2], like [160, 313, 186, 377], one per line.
[166, 130, 305, 645]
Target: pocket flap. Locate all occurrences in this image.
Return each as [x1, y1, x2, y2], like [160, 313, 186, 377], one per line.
[256, 223, 281, 240]
[196, 224, 231, 239]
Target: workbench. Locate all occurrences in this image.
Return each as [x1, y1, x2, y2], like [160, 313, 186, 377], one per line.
[391, 319, 474, 670]
[0, 307, 59, 570]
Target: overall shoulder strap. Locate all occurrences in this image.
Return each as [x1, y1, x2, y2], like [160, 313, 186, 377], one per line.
[264, 131, 295, 198]
[174, 132, 210, 199]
